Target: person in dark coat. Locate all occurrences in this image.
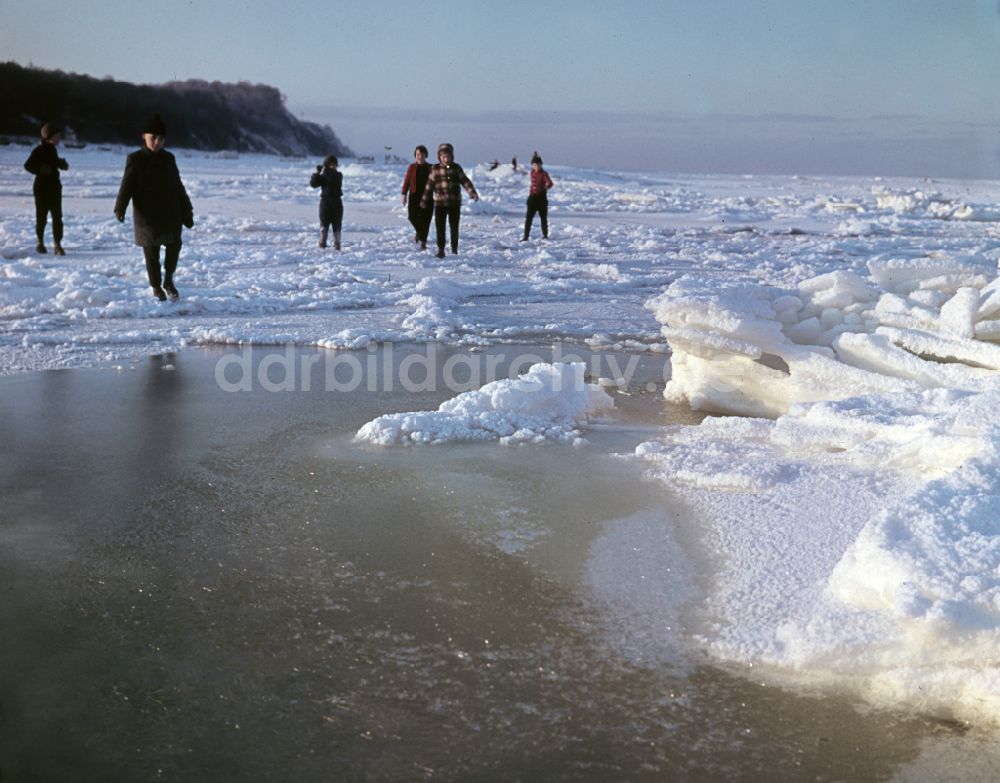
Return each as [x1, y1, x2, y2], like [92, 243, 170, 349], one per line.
[114, 113, 194, 301]
[310, 155, 343, 250]
[521, 151, 554, 241]
[401, 145, 433, 250]
[24, 122, 69, 255]
[419, 143, 479, 258]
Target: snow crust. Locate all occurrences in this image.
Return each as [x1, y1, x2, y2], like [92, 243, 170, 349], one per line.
[355, 362, 613, 446]
[645, 249, 1000, 724]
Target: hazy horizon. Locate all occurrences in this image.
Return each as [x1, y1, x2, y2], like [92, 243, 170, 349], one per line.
[296, 102, 1000, 179]
[5, 0, 1000, 178]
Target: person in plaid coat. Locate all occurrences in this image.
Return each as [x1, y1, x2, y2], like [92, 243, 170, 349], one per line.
[419, 143, 479, 258]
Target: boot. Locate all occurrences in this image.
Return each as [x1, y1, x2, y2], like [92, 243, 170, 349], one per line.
[151, 286, 167, 301]
[163, 281, 179, 301]
[36, 242, 47, 254]
[54, 244, 66, 256]
[333, 231, 341, 251]
[319, 226, 328, 249]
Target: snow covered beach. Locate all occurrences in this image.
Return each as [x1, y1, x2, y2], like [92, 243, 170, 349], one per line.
[5, 145, 1000, 742]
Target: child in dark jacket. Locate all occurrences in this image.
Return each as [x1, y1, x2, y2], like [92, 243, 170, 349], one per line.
[114, 113, 194, 301]
[419, 143, 479, 258]
[522, 152, 554, 241]
[401, 145, 433, 250]
[310, 155, 344, 250]
[24, 123, 69, 255]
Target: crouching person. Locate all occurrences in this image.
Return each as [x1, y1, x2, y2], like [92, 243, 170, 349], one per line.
[114, 113, 194, 301]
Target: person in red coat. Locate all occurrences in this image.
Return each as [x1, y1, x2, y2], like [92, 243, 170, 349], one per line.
[521, 151, 553, 241]
[402, 145, 433, 250]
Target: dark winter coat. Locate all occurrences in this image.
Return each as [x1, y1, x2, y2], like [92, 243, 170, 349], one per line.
[114, 147, 193, 247]
[310, 168, 343, 203]
[24, 142, 68, 194]
[310, 168, 344, 229]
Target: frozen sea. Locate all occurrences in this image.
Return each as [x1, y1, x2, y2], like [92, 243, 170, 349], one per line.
[3, 145, 1000, 780]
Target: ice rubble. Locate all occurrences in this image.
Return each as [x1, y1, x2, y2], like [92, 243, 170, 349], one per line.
[643, 257, 1000, 724]
[355, 362, 614, 446]
[647, 256, 1000, 418]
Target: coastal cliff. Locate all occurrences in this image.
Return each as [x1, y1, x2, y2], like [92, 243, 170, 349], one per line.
[0, 62, 353, 157]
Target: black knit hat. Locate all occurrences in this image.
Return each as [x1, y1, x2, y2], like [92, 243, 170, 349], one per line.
[323, 154, 338, 168]
[40, 122, 61, 140]
[531, 151, 542, 165]
[438, 142, 454, 156]
[143, 113, 167, 136]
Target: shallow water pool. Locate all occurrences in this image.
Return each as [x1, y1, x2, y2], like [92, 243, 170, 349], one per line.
[0, 345, 995, 781]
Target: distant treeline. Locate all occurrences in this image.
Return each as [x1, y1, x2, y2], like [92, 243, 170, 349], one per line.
[0, 62, 353, 157]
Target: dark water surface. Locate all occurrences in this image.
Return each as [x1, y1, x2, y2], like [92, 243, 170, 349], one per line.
[0, 346, 993, 782]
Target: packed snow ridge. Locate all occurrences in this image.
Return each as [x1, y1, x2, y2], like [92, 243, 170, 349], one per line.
[355, 362, 614, 446]
[643, 257, 1000, 725]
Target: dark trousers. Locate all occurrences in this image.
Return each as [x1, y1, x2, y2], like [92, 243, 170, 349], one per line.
[320, 200, 344, 231]
[524, 194, 548, 239]
[143, 244, 181, 288]
[34, 189, 63, 244]
[434, 203, 461, 253]
[407, 201, 433, 243]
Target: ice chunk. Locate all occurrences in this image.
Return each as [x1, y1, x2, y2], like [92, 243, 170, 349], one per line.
[938, 287, 979, 338]
[354, 362, 614, 446]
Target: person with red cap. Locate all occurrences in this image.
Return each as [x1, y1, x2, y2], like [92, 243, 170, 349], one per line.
[23, 122, 69, 255]
[114, 113, 194, 302]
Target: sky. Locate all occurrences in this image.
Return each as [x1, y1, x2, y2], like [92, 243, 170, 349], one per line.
[4, 0, 1000, 177]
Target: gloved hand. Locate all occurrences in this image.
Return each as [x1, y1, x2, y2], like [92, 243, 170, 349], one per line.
[114, 212, 125, 223]
[183, 217, 194, 229]
[58, 158, 69, 171]
[316, 165, 323, 173]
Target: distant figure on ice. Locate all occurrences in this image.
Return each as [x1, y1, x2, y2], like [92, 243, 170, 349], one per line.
[489, 159, 500, 171]
[511, 156, 518, 171]
[24, 122, 69, 255]
[420, 143, 479, 259]
[401, 145, 432, 250]
[310, 155, 343, 250]
[114, 113, 194, 302]
[521, 152, 553, 241]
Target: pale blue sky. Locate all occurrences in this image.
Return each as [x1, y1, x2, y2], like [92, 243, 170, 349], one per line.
[4, 0, 1000, 176]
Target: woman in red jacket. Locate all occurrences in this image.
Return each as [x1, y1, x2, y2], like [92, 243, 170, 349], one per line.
[401, 145, 433, 250]
[522, 151, 554, 241]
